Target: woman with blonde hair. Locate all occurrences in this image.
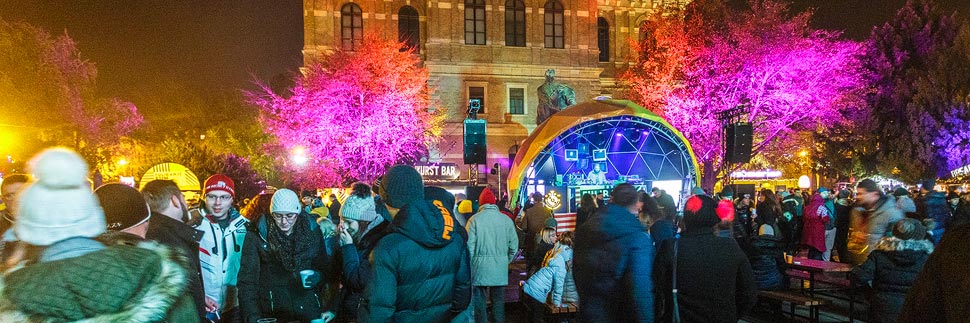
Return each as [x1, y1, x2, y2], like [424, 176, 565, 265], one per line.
[523, 231, 578, 322]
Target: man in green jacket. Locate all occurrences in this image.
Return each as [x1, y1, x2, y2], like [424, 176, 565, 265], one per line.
[465, 188, 518, 323]
[367, 165, 472, 322]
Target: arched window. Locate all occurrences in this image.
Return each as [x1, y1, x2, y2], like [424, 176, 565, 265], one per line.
[543, 0, 564, 48]
[597, 17, 609, 62]
[465, 0, 486, 45]
[398, 6, 420, 52]
[341, 3, 363, 50]
[505, 0, 526, 47]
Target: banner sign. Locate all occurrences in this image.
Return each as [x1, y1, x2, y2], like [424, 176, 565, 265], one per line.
[952, 164, 970, 178]
[730, 170, 783, 179]
[415, 163, 461, 180]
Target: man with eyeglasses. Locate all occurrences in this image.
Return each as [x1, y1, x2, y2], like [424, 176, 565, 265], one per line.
[142, 179, 207, 321]
[196, 174, 248, 322]
[0, 173, 29, 259]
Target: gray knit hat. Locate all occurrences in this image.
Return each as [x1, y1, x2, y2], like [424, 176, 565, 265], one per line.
[380, 165, 425, 209]
[341, 193, 379, 222]
[270, 189, 302, 214]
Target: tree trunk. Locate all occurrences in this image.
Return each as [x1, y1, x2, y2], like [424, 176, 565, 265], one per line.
[702, 159, 717, 192]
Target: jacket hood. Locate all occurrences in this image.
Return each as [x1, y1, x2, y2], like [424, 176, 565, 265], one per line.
[393, 200, 456, 248]
[875, 236, 933, 265]
[0, 242, 189, 323]
[583, 205, 645, 243]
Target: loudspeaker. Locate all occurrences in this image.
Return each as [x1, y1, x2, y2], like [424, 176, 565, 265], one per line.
[464, 120, 487, 165]
[725, 123, 752, 163]
[465, 186, 486, 203]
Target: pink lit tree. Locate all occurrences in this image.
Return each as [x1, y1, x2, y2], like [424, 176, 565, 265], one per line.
[250, 34, 444, 187]
[623, 0, 867, 188]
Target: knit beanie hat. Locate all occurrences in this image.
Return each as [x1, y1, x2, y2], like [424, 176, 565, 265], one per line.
[425, 186, 455, 214]
[457, 199, 474, 214]
[380, 165, 425, 209]
[682, 195, 720, 230]
[691, 187, 705, 196]
[947, 192, 960, 200]
[758, 224, 775, 236]
[270, 189, 301, 214]
[479, 188, 497, 205]
[14, 147, 106, 246]
[95, 183, 150, 231]
[720, 186, 734, 199]
[893, 187, 909, 197]
[892, 218, 927, 241]
[920, 179, 936, 191]
[204, 174, 236, 198]
[341, 184, 379, 222]
[544, 217, 558, 229]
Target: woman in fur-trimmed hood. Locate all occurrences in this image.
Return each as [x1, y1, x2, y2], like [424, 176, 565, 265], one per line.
[852, 218, 934, 323]
[0, 147, 197, 323]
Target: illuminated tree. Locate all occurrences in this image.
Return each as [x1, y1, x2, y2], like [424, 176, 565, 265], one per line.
[623, 0, 867, 188]
[250, 34, 444, 186]
[0, 19, 143, 164]
[862, 0, 969, 181]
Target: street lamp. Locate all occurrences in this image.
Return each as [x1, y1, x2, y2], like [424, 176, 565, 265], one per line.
[291, 146, 309, 166]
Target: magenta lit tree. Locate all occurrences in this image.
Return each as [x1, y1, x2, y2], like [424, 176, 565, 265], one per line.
[623, 0, 867, 187]
[250, 35, 444, 187]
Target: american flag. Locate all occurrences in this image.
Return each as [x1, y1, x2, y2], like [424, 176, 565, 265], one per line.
[554, 213, 577, 233]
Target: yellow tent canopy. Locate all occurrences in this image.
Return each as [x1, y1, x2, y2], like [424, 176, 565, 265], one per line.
[507, 98, 701, 203]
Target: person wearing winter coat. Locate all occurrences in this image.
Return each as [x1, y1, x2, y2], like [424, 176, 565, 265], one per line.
[575, 193, 598, 227]
[654, 194, 757, 323]
[846, 179, 905, 265]
[893, 187, 917, 214]
[528, 226, 558, 275]
[898, 219, 970, 323]
[574, 183, 655, 323]
[237, 189, 335, 323]
[197, 174, 248, 321]
[0, 147, 199, 323]
[465, 188, 519, 323]
[834, 190, 853, 263]
[746, 224, 786, 291]
[523, 231, 578, 322]
[366, 165, 471, 323]
[802, 193, 831, 260]
[916, 179, 951, 244]
[335, 183, 391, 323]
[853, 218, 933, 323]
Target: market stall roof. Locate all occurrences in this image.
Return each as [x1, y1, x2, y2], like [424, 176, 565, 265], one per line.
[506, 98, 701, 198]
[139, 162, 202, 192]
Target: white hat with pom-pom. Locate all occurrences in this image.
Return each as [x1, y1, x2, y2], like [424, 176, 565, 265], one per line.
[14, 147, 105, 246]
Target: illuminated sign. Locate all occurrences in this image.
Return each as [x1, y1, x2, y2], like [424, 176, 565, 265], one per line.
[952, 164, 970, 178]
[730, 170, 783, 179]
[415, 163, 461, 180]
[543, 190, 562, 210]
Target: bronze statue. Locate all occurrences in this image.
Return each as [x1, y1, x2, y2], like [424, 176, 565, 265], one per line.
[536, 69, 576, 125]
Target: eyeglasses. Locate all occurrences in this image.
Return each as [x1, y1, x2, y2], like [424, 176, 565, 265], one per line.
[206, 194, 233, 202]
[272, 213, 298, 221]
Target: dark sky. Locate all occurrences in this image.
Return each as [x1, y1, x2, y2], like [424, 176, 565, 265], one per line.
[0, 0, 967, 100]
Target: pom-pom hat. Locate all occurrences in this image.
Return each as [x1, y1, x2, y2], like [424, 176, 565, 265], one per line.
[14, 147, 106, 246]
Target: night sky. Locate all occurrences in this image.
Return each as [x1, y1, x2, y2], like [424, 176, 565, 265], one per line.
[0, 0, 967, 101]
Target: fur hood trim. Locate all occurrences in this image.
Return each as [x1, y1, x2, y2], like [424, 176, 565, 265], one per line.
[875, 236, 934, 253]
[0, 241, 189, 323]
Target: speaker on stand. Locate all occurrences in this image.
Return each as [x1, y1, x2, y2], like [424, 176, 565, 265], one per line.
[725, 123, 752, 163]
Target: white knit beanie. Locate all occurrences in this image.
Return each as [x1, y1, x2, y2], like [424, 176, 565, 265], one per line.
[270, 189, 302, 214]
[14, 147, 106, 246]
[340, 194, 379, 222]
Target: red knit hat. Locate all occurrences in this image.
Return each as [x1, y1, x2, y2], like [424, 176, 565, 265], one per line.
[204, 174, 235, 198]
[479, 188, 497, 205]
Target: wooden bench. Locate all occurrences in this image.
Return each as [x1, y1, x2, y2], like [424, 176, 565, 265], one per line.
[543, 303, 579, 323]
[758, 290, 828, 322]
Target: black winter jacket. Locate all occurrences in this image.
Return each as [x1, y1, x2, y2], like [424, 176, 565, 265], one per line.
[654, 227, 757, 323]
[366, 200, 471, 323]
[745, 235, 785, 291]
[238, 215, 330, 323]
[574, 204, 655, 323]
[853, 237, 932, 323]
[337, 220, 390, 322]
[899, 224, 970, 323]
[145, 213, 206, 320]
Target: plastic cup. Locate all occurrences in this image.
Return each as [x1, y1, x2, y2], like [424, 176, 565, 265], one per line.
[785, 254, 794, 264]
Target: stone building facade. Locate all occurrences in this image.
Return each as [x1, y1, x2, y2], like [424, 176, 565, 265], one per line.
[303, 0, 685, 189]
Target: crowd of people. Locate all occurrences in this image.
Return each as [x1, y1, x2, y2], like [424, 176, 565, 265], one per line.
[0, 146, 969, 322]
